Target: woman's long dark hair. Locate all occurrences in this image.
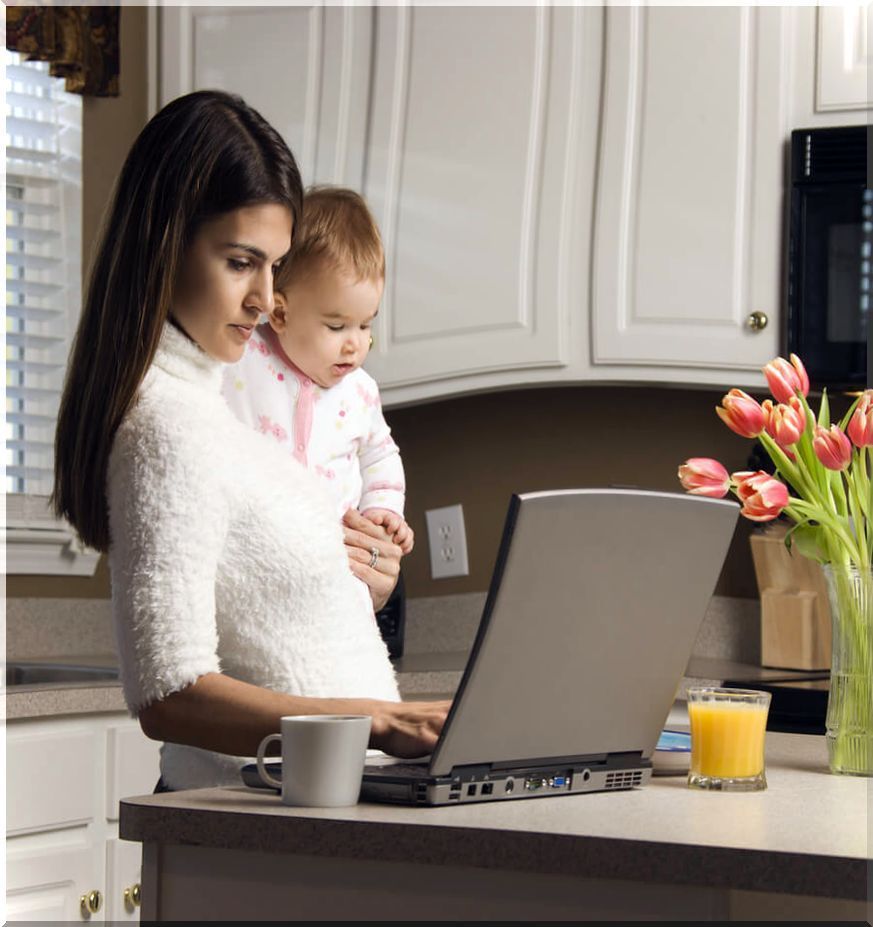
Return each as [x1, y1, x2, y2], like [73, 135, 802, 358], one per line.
[53, 90, 303, 551]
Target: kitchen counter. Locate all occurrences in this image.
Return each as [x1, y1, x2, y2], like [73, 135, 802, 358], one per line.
[4, 654, 459, 721]
[119, 730, 868, 921]
[4, 652, 826, 722]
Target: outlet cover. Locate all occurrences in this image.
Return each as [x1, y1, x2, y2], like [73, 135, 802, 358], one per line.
[425, 504, 469, 579]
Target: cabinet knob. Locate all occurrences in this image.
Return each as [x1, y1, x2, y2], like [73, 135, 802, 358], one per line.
[124, 883, 142, 909]
[80, 889, 103, 917]
[746, 311, 769, 331]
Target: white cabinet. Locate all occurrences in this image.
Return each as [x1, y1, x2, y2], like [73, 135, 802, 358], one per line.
[361, 6, 585, 391]
[7, 714, 161, 923]
[7, 829, 105, 923]
[592, 6, 787, 374]
[154, 5, 866, 401]
[815, 6, 871, 113]
[105, 838, 146, 923]
[158, 5, 374, 189]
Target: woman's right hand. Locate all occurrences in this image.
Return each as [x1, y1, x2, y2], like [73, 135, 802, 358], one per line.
[368, 699, 452, 758]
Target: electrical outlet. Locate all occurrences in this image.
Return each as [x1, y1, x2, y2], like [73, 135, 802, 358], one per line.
[425, 504, 469, 579]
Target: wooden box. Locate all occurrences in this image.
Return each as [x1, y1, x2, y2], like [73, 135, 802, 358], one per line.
[749, 523, 832, 671]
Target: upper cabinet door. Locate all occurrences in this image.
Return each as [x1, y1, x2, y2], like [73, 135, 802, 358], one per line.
[592, 7, 787, 372]
[816, 5, 871, 113]
[362, 7, 581, 389]
[159, 6, 373, 188]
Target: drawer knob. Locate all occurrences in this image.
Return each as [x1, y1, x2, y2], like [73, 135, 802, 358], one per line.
[80, 889, 102, 917]
[124, 883, 142, 909]
[746, 310, 769, 331]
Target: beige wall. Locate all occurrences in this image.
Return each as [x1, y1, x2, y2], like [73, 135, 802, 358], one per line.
[389, 385, 762, 600]
[6, 12, 775, 602]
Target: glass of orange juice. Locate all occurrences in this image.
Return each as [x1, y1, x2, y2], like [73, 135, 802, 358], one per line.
[687, 687, 771, 791]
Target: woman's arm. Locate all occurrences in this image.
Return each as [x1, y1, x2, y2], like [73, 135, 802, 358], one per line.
[139, 672, 450, 758]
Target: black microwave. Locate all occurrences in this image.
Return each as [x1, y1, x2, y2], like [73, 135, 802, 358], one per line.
[786, 126, 870, 389]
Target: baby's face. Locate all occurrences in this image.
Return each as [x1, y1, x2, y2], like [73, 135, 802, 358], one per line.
[271, 265, 382, 388]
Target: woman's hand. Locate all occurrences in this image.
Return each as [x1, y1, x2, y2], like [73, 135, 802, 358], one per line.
[343, 508, 402, 611]
[368, 698, 453, 757]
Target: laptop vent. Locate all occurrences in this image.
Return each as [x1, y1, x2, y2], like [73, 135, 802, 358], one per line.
[604, 771, 643, 790]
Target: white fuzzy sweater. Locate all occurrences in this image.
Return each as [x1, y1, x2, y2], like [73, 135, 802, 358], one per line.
[106, 322, 399, 790]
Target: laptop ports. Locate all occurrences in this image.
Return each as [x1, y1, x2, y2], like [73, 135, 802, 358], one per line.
[481, 782, 493, 795]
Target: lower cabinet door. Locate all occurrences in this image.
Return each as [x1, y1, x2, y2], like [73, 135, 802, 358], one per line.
[106, 838, 144, 923]
[106, 722, 162, 821]
[7, 827, 104, 922]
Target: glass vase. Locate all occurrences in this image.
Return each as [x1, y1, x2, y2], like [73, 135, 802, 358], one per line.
[824, 563, 873, 776]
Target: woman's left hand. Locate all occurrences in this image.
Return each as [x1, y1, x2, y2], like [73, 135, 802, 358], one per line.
[343, 509, 402, 611]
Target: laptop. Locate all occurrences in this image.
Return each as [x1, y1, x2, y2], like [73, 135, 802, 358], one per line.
[243, 489, 738, 806]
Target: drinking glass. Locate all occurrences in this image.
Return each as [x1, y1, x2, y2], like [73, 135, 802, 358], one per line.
[687, 687, 771, 791]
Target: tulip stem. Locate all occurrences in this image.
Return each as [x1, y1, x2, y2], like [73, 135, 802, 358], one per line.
[847, 463, 868, 567]
[759, 432, 823, 507]
[786, 498, 862, 565]
[867, 448, 873, 556]
[797, 392, 829, 498]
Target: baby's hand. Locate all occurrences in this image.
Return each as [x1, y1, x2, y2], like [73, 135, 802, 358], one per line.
[362, 508, 415, 555]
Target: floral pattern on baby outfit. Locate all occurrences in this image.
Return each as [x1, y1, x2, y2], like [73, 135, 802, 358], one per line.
[221, 325, 406, 520]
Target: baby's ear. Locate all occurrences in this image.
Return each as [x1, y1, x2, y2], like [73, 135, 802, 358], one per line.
[269, 292, 288, 331]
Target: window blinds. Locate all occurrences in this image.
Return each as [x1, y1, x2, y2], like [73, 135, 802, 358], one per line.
[5, 51, 82, 499]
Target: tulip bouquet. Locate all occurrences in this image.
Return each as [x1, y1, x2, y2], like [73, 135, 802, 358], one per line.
[678, 355, 871, 570]
[678, 354, 872, 775]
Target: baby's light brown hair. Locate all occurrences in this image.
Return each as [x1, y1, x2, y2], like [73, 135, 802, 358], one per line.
[274, 185, 385, 292]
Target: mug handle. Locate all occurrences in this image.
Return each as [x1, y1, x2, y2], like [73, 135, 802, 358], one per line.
[256, 733, 283, 789]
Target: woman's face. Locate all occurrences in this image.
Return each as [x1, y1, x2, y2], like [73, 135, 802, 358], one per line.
[172, 203, 293, 363]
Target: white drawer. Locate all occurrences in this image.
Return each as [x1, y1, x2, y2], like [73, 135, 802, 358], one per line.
[7, 723, 100, 835]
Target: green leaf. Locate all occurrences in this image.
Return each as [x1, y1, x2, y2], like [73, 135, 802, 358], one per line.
[784, 522, 828, 563]
[828, 468, 848, 517]
[817, 388, 830, 428]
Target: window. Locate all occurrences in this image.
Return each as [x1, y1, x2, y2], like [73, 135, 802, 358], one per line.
[4, 50, 96, 575]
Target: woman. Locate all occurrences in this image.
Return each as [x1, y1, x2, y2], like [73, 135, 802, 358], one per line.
[53, 90, 449, 790]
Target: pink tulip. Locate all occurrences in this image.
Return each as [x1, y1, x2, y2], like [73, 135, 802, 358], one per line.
[716, 389, 765, 438]
[762, 397, 806, 447]
[731, 471, 790, 522]
[762, 354, 810, 404]
[678, 458, 731, 498]
[813, 425, 852, 471]
[847, 391, 873, 448]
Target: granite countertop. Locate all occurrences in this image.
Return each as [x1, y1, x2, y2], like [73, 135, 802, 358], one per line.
[119, 731, 866, 901]
[3, 653, 461, 721]
[4, 652, 827, 722]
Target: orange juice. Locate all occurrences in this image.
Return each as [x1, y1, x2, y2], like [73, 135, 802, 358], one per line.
[688, 701, 769, 778]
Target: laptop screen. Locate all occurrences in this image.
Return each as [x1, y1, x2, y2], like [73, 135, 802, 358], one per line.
[428, 490, 738, 777]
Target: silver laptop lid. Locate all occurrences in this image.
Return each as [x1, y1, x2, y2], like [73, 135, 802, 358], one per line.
[428, 489, 739, 778]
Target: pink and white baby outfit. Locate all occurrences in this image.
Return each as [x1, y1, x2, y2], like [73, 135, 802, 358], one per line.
[221, 324, 406, 521]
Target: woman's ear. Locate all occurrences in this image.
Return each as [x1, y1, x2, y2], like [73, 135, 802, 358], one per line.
[269, 291, 288, 332]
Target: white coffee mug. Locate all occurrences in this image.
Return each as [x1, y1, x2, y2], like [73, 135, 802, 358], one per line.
[256, 715, 372, 807]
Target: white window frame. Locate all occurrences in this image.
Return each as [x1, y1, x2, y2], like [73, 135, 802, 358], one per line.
[4, 493, 99, 576]
[4, 52, 98, 576]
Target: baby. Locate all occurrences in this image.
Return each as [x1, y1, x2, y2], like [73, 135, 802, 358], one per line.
[222, 186, 413, 554]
